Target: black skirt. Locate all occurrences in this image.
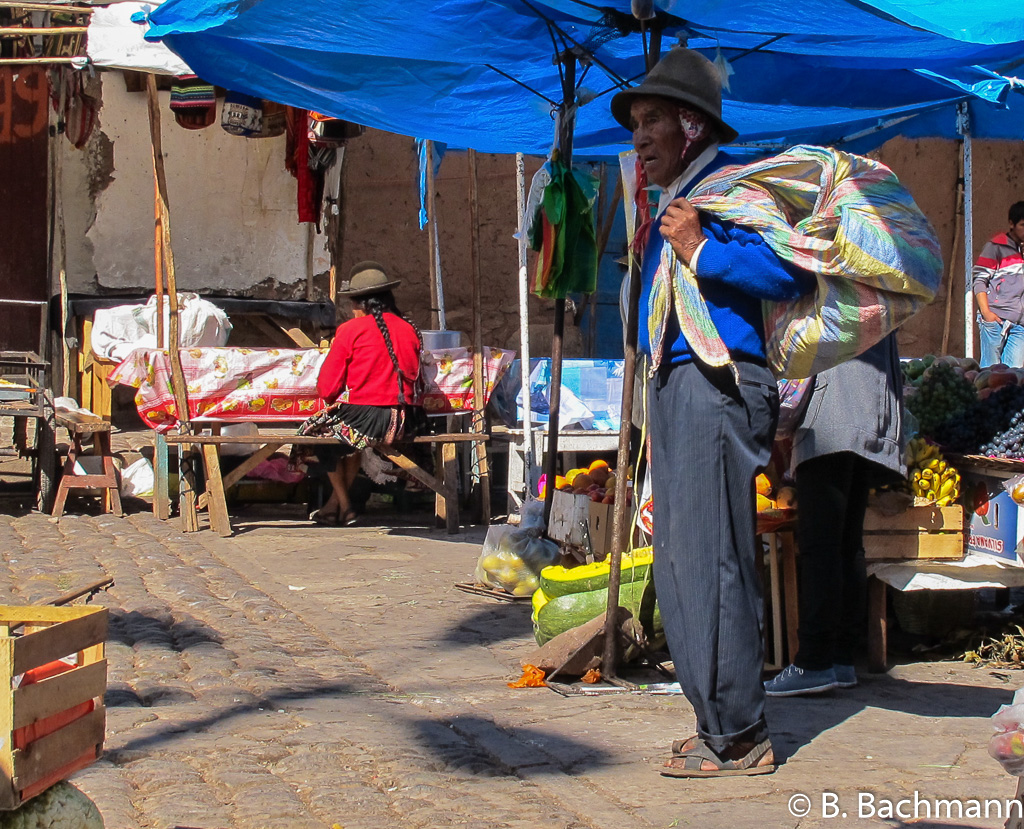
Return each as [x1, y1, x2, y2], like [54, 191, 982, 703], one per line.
[295, 401, 427, 469]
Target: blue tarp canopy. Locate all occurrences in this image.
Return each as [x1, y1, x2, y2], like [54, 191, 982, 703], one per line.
[143, 1, 1024, 155]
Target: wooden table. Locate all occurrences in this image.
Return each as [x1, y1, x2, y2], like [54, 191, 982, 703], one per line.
[155, 427, 488, 537]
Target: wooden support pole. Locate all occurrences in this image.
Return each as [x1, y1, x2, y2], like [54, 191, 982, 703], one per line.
[868, 576, 888, 673]
[0, 56, 83, 64]
[146, 74, 191, 431]
[603, 34, 661, 679]
[940, 142, 965, 356]
[153, 433, 170, 520]
[154, 177, 164, 350]
[304, 222, 315, 301]
[0, 3, 93, 12]
[467, 148, 491, 525]
[0, 26, 89, 35]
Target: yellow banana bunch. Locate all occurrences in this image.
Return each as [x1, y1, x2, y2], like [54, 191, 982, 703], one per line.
[907, 438, 961, 506]
[906, 436, 941, 467]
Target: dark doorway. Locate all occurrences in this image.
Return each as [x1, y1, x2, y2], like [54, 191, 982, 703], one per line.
[0, 66, 50, 353]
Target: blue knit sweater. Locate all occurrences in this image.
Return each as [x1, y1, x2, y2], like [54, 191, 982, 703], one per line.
[638, 152, 813, 366]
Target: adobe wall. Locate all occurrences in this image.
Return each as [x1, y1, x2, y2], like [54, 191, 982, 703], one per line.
[338, 130, 583, 357]
[873, 137, 1024, 359]
[60, 73, 330, 298]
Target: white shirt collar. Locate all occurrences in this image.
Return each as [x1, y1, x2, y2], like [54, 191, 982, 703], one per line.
[653, 143, 720, 217]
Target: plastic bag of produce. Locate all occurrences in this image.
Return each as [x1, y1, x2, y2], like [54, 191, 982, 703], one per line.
[989, 702, 1024, 775]
[519, 535, 559, 572]
[474, 525, 558, 596]
[519, 497, 546, 533]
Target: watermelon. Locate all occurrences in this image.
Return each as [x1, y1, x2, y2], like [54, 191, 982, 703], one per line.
[533, 579, 661, 645]
[539, 548, 653, 597]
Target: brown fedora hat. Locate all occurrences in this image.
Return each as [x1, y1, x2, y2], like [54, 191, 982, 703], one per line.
[339, 261, 402, 296]
[611, 47, 738, 143]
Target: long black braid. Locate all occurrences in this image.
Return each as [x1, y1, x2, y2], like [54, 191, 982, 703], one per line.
[358, 291, 422, 405]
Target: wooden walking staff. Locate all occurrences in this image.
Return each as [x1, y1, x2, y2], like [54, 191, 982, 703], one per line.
[541, 53, 576, 530]
[467, 149, 492, 524]
[602, 23, 663, 680]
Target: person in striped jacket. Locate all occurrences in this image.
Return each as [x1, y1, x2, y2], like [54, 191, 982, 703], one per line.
[973, 201, 1024, 367]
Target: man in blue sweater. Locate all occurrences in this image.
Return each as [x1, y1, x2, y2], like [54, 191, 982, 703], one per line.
[610, 47, 812, 777]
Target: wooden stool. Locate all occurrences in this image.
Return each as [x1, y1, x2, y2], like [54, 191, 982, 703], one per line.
[52, 412, 122, 518]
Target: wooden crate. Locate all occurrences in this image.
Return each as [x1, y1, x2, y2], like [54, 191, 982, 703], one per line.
[547, 490, 613, 558]
[863, 504, 965, 561]
[0, 605, 107, 810]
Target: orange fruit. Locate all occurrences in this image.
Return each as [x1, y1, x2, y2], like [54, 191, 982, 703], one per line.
[588, 459, 610, 473]
[572, 473, 594, 490]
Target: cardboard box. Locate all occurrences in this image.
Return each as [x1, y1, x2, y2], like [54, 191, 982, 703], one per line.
[863, 504, 965, 561]
[961, 469, 1024, 566]
[0, 605, 107, 809]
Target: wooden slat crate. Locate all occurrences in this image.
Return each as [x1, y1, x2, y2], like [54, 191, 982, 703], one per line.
[546, 490, 614, 559]
[0, 605, 107, 809]
[863, 504, 965, 561]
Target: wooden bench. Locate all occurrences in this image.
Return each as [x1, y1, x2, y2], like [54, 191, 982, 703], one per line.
[52, 411, 122, 519]
[154, 429, 488, 537]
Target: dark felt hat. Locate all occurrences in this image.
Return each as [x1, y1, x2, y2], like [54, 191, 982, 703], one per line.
[611, 47, 738, 143]
[339, 261, 402, 296]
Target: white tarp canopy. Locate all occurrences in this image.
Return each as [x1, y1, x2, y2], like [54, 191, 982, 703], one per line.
[87, 2, 190, 75]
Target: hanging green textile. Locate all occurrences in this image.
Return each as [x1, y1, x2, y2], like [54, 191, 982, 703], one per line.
[528, 156, 599, 300]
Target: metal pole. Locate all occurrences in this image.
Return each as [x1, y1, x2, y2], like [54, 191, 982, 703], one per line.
[960, 104, 975, 360]
[516, 152, 535, 501]
[425, 140, 443, 330]
[541, 54, 575, 529]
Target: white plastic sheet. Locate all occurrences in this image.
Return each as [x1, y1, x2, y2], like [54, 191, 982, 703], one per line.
[87, 2, 192, 76]
[868, 553, 1024, 591]
[91, 293, 232, 362]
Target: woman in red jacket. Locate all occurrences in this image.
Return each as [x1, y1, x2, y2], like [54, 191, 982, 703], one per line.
[300, 261, 425, 525]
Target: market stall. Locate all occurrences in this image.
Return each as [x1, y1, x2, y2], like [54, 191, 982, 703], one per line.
[851, 357, 1024, 668]
[103, 342, 514, 532]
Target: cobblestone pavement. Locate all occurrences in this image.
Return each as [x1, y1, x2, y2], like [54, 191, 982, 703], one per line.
[0, 502, 1021, 829]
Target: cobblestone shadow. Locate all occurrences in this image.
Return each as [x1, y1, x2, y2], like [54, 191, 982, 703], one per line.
[412, 713, 614, 777]
[439, 603, 535, 647]
[769, 674, 1008, 759]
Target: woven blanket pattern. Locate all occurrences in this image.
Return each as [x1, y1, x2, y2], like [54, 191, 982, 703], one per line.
[648, 244, 733, 377]
[651, 145, 942, 379]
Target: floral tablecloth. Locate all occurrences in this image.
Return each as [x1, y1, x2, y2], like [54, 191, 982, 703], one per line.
[109, 346, 515, 433]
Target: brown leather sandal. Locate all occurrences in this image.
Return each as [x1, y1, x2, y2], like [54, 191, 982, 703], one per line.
[661, 737, 775, 778]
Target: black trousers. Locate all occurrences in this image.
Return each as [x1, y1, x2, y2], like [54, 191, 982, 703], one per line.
[648, 360, 777, 754]
[793, 452, 878, 671]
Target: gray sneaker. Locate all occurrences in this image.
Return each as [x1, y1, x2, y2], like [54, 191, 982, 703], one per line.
[833, 664, 858, 688]
[764, 664, 838, 697]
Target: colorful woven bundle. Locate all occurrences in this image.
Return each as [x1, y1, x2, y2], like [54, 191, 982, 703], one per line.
[650, 145, 942, 379]
[649, 244, 735, 379]
[169, 75, 216, 110]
